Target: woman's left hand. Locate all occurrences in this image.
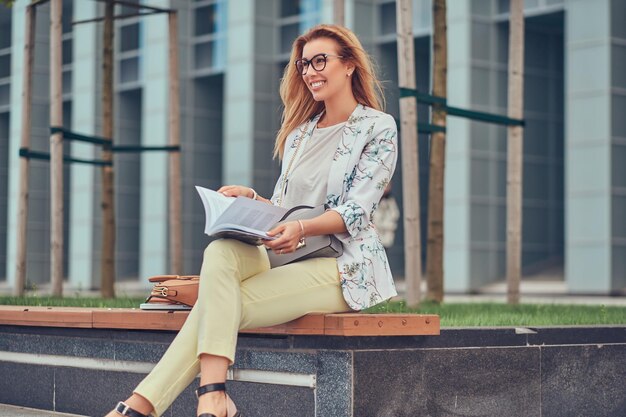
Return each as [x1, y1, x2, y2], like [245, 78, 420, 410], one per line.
[264, 221, 303, 254]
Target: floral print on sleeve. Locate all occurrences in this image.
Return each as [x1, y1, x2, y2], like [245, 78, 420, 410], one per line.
[331, 117, 398, 238]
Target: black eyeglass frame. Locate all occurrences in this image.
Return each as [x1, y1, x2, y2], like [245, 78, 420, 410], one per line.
[294, 53, 344, 75]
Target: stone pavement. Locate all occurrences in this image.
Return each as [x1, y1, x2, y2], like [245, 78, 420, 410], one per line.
[392, 279, 626, 306]
[0, 404, 85, 417]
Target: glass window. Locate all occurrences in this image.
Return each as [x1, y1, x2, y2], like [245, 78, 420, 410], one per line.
[281, 23, 299, 54]
[497, 0, 509, 14]
[62, 70, 72, 94]
[121, 23, 140, 52]
[0, 7, 12, 49]
[194, 41, 214, 69]
[120, 57, 139, 83]
[0, 84, 10, 107]
[195, 4, 218, 36]
[0, 54, 10, 79]
[281, 0, 301, 17]
[62, 0, 73, 34]
[380, 3, 396, 35]
[62, 39, 72, 65]
[120, 0, 140, 16]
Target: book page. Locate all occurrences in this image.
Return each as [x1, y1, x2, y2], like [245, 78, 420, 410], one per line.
[195, 186, 236, 234]
[212, 196, 287, 237]
[196, 186, 288, 241]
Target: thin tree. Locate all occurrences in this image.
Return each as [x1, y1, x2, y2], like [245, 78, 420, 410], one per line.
[50, 0, 63, 296]
[396, 0, 422, 307]
[14, 2, 35, 296]
[101, 0, 116, 298]
[168, 12, 182, 275]
[425, 0, 447, 303]
[506, 0, 525, 304]
[333, 0, 345, 26]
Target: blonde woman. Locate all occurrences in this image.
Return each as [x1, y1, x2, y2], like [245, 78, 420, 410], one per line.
[107, 24, 398, 417]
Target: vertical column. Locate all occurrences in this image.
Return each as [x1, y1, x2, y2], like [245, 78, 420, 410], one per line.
[69, 0, 98, 289]
[443, 0, 472, 291]
[139, 3, 169, 279]
[6, 3, 25, 290]
[565, 0, 613, 293]
[609, 0, 626, 290]
[224, 0, 255, 186]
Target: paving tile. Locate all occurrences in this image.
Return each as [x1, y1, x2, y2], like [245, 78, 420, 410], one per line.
[354, 347, 541, 417]
[0, 404, 86, 417]
[541, 344, 626, 417]
[53, 367, 146, 417]
[0, 362, 54, 412]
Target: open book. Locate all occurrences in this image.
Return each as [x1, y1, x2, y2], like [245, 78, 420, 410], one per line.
[196, 186, 288, 245]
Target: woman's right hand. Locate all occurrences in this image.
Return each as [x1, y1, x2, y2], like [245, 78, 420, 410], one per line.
[217, 185, 254, 199]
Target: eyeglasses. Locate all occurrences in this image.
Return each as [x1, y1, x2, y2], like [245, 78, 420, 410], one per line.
[294, 53, 344, 75]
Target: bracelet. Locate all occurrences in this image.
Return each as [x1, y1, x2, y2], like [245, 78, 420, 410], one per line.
[297, 220, 305, 238]
[250, 188, 258, 200]
[296, 220, 306, 249]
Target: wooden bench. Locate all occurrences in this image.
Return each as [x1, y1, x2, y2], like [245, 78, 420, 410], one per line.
[0, 305, 439, 416]
[0, 306, 623, 417]
[0, 305, 439, 336]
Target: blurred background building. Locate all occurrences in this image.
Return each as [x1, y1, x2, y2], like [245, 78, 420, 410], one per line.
[0, 0, 624, 295]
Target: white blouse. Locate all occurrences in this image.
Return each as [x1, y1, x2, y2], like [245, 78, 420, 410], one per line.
[280, 122, 344, 208]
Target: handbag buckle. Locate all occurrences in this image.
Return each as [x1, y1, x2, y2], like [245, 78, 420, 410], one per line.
[155, 286, 168, 297]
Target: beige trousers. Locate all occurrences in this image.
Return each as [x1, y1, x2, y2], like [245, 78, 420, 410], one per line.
[133, 239, 352, 416]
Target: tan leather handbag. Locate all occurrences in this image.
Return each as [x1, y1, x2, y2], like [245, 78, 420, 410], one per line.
[144, 275, 200, 307]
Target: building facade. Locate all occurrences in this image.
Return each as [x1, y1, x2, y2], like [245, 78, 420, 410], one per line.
[0, 0, 624, 294]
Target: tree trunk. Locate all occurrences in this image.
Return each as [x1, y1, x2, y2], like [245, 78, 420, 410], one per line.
[425, 0, 447, 303]
[50, 0, 64, 296]
[168, 12, 182, 275]
[334, 0, 345, 26]
[14, 5, 36, 296]
[506, 0, 525, 304]
[101, 0, 116, 298]
[396, 0, 422, 307]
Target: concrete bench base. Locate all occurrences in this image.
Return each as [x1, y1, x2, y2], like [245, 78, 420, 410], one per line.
[0, 309, 625, 416]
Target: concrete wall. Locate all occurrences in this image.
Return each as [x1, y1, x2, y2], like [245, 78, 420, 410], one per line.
[0, 324, 624, 416]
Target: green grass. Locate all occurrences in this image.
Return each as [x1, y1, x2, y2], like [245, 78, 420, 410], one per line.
[364, 301, 626, 327]
[0, 296, 145, 308]
[1, 296, 625, 327]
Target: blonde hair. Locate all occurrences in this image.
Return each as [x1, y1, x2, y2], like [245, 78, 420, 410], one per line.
[273, 24, 385, 159]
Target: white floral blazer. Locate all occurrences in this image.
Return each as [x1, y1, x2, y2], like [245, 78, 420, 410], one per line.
[270, 104, 399, 311]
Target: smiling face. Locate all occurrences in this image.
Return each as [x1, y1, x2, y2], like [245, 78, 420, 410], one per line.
[300, 37, 354, 103]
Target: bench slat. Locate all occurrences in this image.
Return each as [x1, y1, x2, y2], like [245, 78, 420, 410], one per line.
[240, 313, 326, 335]
[324, 313, 440, 336]
[92, 309, 188, 330]
[0, 306, 93, 328]
[0, 306, 440, 336]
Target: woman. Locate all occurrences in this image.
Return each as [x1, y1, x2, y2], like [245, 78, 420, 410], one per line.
[107, 24, 398, 417]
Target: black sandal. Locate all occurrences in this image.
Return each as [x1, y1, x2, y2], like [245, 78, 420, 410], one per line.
[196, 382, 241, 417]
[114, 401, 150, 417]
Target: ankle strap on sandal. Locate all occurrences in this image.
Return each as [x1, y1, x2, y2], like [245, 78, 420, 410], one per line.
[195, 382, 226, 398]
[115, 401, 150, 417]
